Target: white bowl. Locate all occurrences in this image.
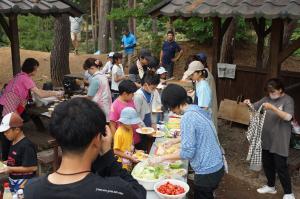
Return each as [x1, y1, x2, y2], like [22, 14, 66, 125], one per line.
[154, 179, 189, 199]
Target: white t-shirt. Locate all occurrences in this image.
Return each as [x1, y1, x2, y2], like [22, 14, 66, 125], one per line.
[101, 61, 113, 74]
[111, 64, 124, 91]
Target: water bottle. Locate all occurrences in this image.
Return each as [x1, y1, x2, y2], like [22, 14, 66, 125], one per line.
[3, 182, 12, 199]
[17, 189, 24, 199]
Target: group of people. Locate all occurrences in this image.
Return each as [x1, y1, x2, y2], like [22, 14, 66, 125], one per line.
[0, 28, 296, 199]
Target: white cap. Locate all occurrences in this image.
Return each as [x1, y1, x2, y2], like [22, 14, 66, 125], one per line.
[156, 67, 167, 75]
[182, 61, 204, 80]
[0, 112, 24, 133]
[108, 52, 114, 57]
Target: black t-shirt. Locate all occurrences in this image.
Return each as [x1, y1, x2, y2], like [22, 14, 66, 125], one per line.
[24, 150, 146, 199]
[7, 137, 37, 179]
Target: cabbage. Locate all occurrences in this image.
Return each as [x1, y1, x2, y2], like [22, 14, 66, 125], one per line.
[132, 163, 165, 180]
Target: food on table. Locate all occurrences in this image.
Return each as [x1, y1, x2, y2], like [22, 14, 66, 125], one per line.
[165, 129, 180, 138]
[0, 162, 7, 169]
[155, 142, 180, 156]
[152, 130, 165, 138]
[132, 162, 166, 180]
[132, 150, 149, 161]
[157, 181, 185, 195]
[166, 118, 181, 130]
[169, 160, 183, 169]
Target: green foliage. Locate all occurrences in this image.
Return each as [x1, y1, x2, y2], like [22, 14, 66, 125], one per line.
[291, 27, 300, 56]
[18, 15, 54, 52]
[0, 28, 9, 47]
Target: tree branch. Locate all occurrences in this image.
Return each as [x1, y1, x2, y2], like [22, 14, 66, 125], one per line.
[278, 37, 300, 63]
[0, 14, 11, 41]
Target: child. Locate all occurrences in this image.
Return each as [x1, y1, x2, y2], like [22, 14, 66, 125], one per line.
[111, 52, 127, 101]
[0, 112, 37, 193]
[114, 107, 142, 170]
[101, 52, 114, 75]
[109, 80, 139, 144]
[134, 72, 160, 151]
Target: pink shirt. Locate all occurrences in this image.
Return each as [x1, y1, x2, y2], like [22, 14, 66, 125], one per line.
[0, 72, 36, 115]
[109, 98, 140, 144]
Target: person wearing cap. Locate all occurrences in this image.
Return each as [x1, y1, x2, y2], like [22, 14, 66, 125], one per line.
[101, 52, 114, 75]
[183, 61, 212, 114]
[156, 67, 168, 85]
[160, 30, 183, 78]
[121, 27, 137, 68]
[0, 58, 63, 161]
[114, 107, 142, 170]
[129, 49, 153, 88]
[0, 112, 37, 194]
[24, 98, 146, 199]
[82, 58, 112, 122]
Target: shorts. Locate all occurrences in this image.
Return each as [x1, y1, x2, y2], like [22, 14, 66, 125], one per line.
[71, 32, 81, 41]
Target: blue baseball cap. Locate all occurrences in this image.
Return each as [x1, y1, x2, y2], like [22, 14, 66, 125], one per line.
[196, 52, 207, 62]
[118, 107, 142, 125]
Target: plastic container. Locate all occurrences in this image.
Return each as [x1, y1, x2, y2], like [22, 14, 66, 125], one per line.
[154, 179, 189, 199]
[3, 182, 12, 199]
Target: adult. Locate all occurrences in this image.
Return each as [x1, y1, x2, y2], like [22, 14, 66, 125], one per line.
[121, 27, 137, 68]
[83, 58, 112, 122]
[0, 58, 62, 160]
[129, 49, 152, 88]
[159, 30, 183, 78]
[24, 98, 146, 199]
[111, 53, 126, 101]
[244, 79, 295, 199]
[101, 52, 114, 75]
[69, 16, 83, 55]
[183, 53, 218, 131]
[153, 84, 224, 199]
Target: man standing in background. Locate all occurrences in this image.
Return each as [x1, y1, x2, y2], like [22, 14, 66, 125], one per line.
[70, 16, 83, 55]
[160, 30, 183, 78]
[121, 27, 137, 68]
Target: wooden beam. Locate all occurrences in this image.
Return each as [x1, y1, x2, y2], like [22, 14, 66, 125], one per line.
[9, 14, 21, 75]
[267, 18, 283, 78]
[0, 14, 11, 41]
[212, 17, 222, 91]
[221, 17, 233, 38]
[278, 37, 300, 64]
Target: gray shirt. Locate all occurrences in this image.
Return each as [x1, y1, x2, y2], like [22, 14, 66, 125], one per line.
[254, 94, 294, 157]
[70, 16, 83, 33]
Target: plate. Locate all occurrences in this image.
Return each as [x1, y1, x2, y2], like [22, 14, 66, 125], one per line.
[132, 150, 149, 161]
[152, 130, 165, 138]
[136, 127, 155, 135]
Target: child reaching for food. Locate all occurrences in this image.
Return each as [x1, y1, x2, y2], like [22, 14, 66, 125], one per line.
[114, 107, 142, 170]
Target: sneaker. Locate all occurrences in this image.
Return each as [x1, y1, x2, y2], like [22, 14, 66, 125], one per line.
[283, 193, 295, 199]
[257, 185, 277, 194]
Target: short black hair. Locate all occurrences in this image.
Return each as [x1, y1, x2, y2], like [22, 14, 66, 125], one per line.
[167, 30, 174, 36]
[161, 84, 188, 109]
[148, 56, 159, 71]
[21, 58, 39, 74]
[265, 78, 285, 93]
[83, 58, 97, 70]
[112, 53, 123, 65]
[118, 80, 138, 95]
[122, 27, 129, 33]
[141, 71, 160, 86]
[49, 98, 106, 154]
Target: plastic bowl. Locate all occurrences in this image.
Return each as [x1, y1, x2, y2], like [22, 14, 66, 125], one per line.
[154, 179, 189, 199]
[132, 173, 163, 190]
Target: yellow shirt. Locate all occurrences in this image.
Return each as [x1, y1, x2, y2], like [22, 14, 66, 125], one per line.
[113, 126, 134, 170]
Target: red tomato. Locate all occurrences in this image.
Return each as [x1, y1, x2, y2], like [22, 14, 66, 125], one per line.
[157, 182, 185, 195]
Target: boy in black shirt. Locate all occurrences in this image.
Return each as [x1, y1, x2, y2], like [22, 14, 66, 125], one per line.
[0, 112, 37, 193]
[24, 98, 146, 199]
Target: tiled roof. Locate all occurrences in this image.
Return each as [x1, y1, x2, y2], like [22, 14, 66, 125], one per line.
[0, 0, 83, 16]
[149, 0, 300, 19]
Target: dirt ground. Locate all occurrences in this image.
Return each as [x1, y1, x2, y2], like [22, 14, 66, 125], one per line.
[1, 43, 300, 198]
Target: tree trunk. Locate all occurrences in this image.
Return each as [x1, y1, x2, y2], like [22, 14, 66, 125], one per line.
[98, 0, 111, 53]
[283, 19, 297, 48]
[152, 17, 158, 33]
[50, 14, 70, 86]
[110, 21, 116, 51]
[220, 18, 236, 64]
[91, 0, 96, 52]
[98, 0, 103, 53]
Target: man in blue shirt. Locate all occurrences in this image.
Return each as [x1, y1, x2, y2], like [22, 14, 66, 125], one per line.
[160, 30, 183, 78]
[151, 84, 224, 199]
[121, 28, 137, 68]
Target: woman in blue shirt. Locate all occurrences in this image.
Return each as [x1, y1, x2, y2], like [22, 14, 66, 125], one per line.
[151, 84, 224, 199]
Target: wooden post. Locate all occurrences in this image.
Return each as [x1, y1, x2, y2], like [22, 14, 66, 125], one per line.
[268, 18, 283, 78]
[256, 18, 265, 69]
[212, 17, 222, 80]
[9, 14, 21, 75]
